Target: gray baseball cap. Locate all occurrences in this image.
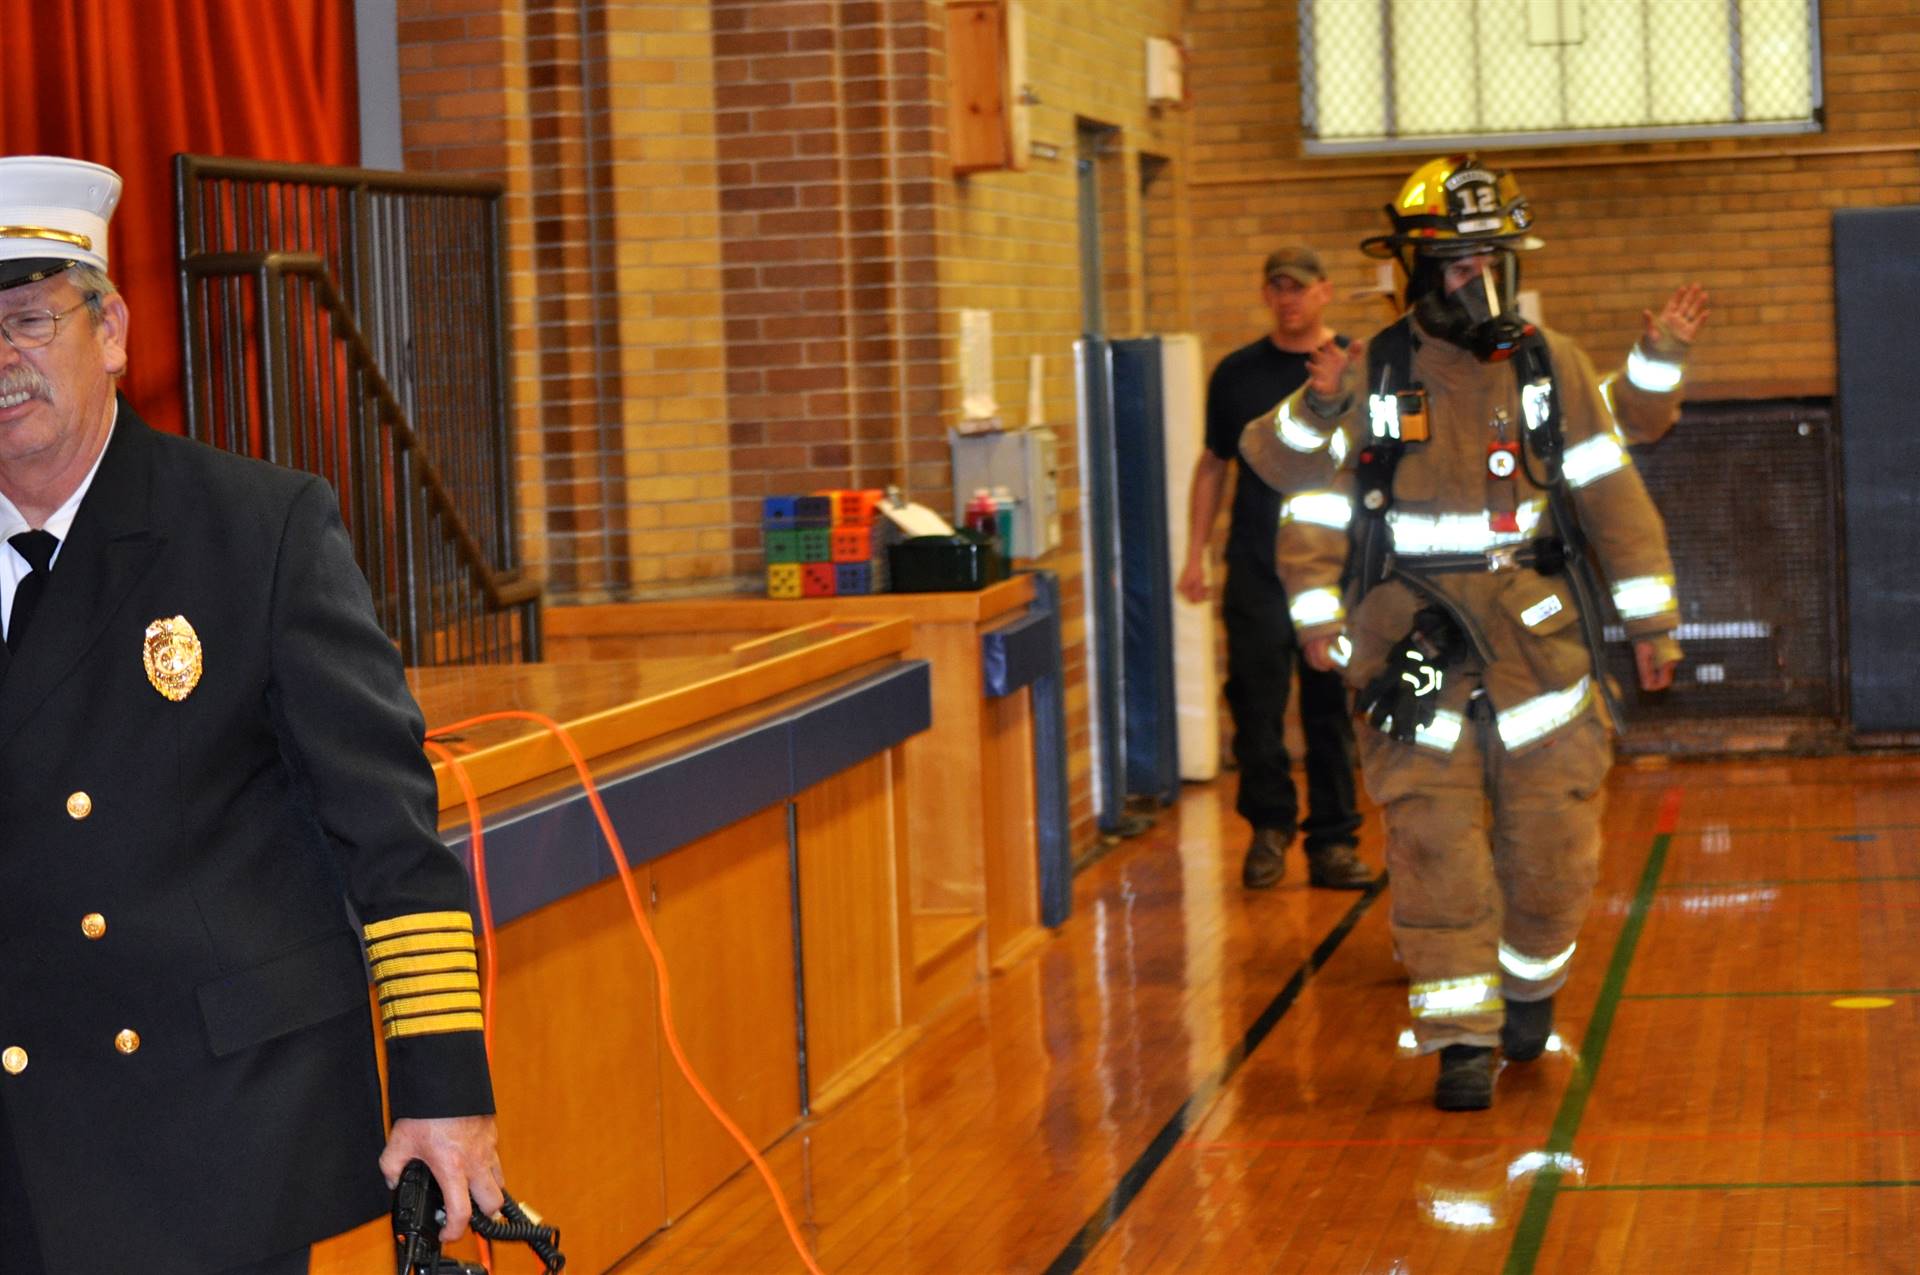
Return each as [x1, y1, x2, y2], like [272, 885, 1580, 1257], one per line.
[1263, 245, 1325, 285]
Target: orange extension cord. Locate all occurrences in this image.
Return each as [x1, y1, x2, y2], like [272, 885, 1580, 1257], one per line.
[425, 711, 828, 1275]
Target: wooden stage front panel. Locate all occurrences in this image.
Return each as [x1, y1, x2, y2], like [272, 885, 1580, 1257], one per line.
[546, 586, 1050, 1028]
[313, 620, 926, 1275]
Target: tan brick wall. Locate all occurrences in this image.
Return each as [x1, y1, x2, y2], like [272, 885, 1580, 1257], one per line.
[1185, 0, 1920, 400]
[400, 0, 732, 601]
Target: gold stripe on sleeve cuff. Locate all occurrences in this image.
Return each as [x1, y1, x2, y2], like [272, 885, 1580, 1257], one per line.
[366, 930, 477, 964]
[378, 972, 482, 1002]
[385, 1011, 488, 1040]
[370, 951, 479, 983]
[381, 991, 484, 1022]
[363, 910, 475, 943]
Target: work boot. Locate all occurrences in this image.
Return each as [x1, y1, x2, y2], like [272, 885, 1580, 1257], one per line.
[1241, 827, 1288, 889]
[1305, 840, 1375, 890]
[1434, 1045, 1496, 1111]
[1501, 995, 1555, 1062]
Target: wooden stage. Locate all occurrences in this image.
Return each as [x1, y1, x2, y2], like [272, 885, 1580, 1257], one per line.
[310, 589, 1067, 1274]
[604, 751, 1920, 1273]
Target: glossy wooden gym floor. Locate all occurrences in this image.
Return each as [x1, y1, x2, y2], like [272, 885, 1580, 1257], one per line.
[613, 753, 1920, 1274]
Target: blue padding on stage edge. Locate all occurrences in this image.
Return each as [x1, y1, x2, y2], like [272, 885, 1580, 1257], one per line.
[789, 660, 931, 792]
[443, 659, 931, 927]
[981, 604, 1055, 698]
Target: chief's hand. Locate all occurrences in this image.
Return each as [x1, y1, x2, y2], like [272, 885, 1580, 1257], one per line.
[1633, 639, 1678, 692]
[381, 1114, 505, 1241]
[1306, 337, 1365, 399]
[1644, 283, 1710, 348]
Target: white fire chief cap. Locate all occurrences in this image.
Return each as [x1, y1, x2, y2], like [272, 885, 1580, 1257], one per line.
[0, 155, 124, 291]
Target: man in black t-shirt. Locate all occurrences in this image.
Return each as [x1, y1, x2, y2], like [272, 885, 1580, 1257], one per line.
[1177, 246, 1371, 890]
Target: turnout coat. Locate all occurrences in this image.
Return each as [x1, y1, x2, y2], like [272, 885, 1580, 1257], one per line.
[1240, 321, 1686, 754]
[0, 401, 492, 1273]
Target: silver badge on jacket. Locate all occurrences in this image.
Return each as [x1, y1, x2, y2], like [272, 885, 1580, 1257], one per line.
[143, 615, 203, 701]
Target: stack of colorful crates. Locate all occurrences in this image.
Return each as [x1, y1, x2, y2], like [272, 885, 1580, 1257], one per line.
[763, 489, 890, 598]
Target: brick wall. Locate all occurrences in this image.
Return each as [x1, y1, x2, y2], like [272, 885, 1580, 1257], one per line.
[711, 0, 945, 574]
[1184, 0, 1920, 400]
[399, 0, 733, 601]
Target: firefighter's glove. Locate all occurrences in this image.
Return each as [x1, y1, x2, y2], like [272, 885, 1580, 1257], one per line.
[1358, 608, 1466, 743]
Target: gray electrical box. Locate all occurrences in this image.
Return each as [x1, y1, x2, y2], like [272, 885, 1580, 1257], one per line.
[949, 427, 1061, 560]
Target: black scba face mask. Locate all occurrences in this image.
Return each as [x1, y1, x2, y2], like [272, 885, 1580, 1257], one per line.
[1412, 252, 1534, 362]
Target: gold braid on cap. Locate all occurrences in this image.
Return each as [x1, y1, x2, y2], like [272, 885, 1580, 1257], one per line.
[0, 226, 93, 250]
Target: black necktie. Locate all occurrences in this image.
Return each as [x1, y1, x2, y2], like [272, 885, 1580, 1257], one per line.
[7, 530, 58, 654]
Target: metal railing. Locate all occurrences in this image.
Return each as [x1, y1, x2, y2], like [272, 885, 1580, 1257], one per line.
[174, 156, 538, 664]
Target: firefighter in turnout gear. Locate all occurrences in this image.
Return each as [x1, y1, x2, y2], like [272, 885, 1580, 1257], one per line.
[1239, 154, 1708, 1111]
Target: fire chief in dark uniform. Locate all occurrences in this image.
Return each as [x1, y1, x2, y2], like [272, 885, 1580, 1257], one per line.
[0, 157, 505, 1273]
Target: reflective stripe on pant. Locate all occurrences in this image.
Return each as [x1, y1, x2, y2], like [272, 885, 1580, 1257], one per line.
[1361, 701, 1611, 1052]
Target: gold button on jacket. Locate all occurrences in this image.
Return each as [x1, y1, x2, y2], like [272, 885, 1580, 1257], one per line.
[81, 913, 107, 940]
[115, 1030, 141, 1055]
[66, 791, 92, 819]
[2, 1047, 26, 1075]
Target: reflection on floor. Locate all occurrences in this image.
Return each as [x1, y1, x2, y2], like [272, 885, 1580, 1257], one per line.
[615, 754, 1920, 1274]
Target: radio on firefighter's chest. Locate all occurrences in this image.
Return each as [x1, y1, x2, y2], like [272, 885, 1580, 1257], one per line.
[1394, 388, 1429, 442]
[1367, 385, 1429, 443]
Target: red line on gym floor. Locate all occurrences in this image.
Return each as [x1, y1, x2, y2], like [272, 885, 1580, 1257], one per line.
[1654, 786, 1683, 837]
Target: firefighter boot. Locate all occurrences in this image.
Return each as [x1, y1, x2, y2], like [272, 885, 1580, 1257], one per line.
[1501, 995, 1554, 1062]
[1306, 840, 1375, 890]
[1241, 828, 1288, 889]
[1434, 1045, 1495, 1111]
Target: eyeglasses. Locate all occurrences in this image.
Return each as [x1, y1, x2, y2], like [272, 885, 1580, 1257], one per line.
[0, 298, 95, 351]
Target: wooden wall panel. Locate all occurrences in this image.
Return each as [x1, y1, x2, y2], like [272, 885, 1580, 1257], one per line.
[982, 687, 1043, 970]
[795, 751, 913, 1108]
[484, 876, 668, 1274]
[648, 805, 800, 1219]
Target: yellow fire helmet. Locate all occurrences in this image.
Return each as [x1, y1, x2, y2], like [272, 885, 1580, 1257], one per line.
[1360, 154, 1545, 261]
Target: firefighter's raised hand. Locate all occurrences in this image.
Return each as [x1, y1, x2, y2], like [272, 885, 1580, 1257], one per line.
[1306, 337, 1364, 400]
[1644, 283, 1710, 351]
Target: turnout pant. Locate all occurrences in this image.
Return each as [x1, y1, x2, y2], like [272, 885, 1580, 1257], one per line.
[1221, 556, 1362, 846]
[1360, 704, 1612, 1052]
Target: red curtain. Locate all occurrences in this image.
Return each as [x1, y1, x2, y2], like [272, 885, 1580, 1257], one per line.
[0, 0, 358, 436]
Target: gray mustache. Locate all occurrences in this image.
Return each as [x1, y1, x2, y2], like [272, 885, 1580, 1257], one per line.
[0, 368, 49, 400]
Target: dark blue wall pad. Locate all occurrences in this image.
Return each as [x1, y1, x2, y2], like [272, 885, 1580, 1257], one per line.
[981, 605, 1055, 698]
[788, 660, 932, 791]
[444, 660, 931, 927]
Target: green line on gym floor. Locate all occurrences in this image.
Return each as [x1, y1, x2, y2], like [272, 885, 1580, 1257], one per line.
[1501, 788, 1679, 1275]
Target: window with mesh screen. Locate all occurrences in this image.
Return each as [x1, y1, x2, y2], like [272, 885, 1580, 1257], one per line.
[1301, 0, 1821, 153]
